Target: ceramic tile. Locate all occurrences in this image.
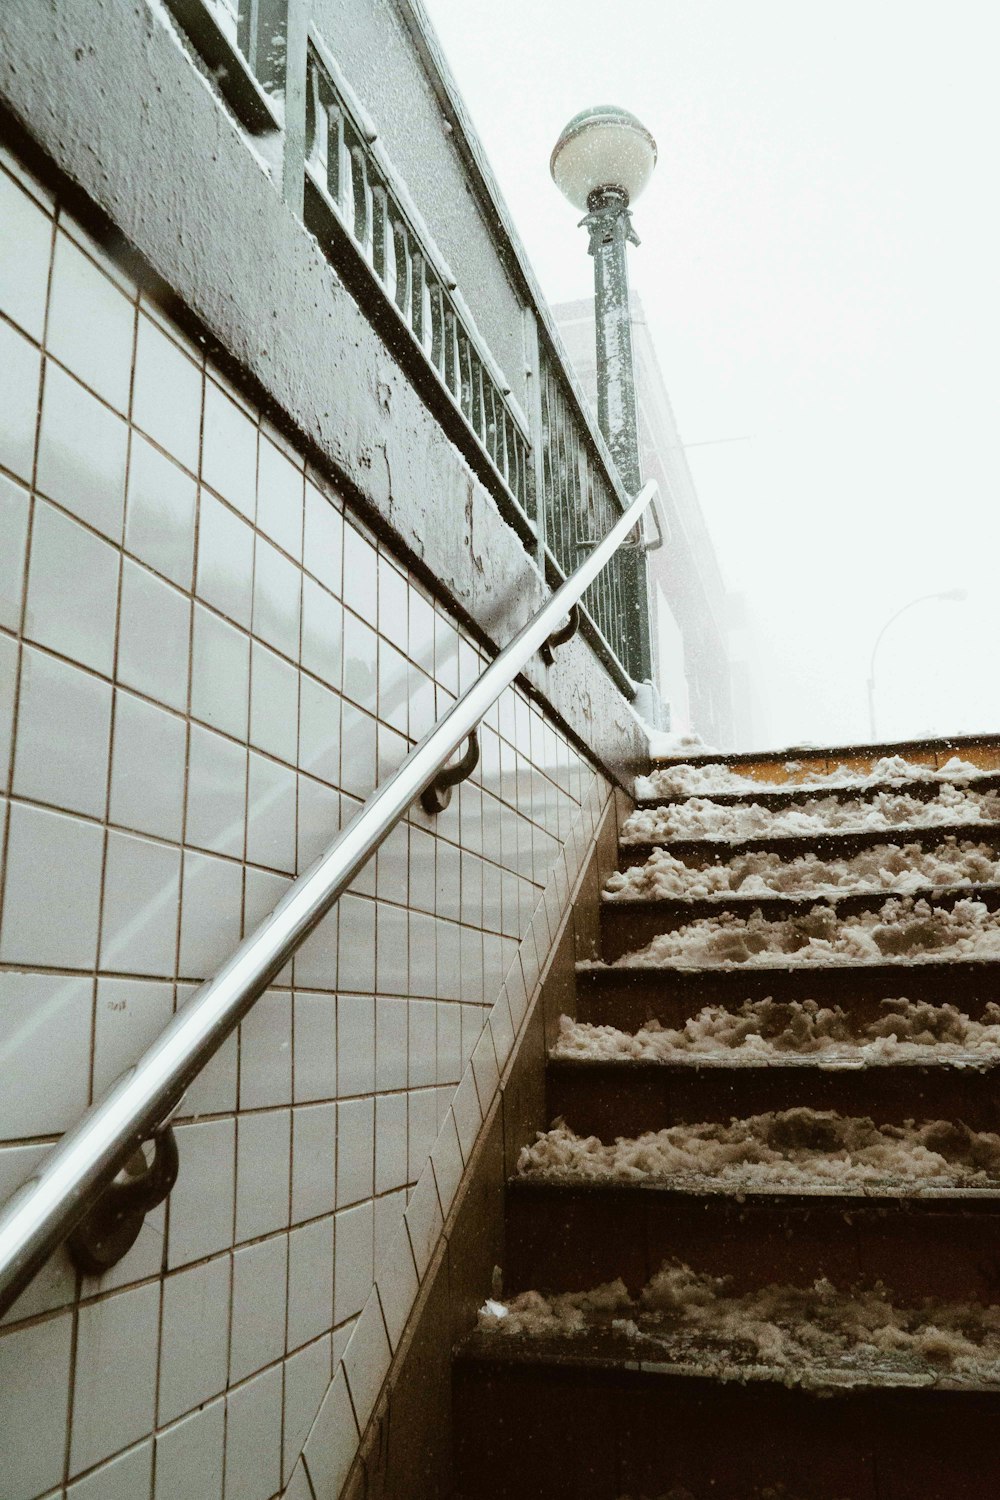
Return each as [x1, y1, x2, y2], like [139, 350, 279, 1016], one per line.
[376, 822, 408, 905]
[336, 991, 375, 1097]
[0, 317, 41, 484]
[301, 1369, 358, 1500]
[291, 1101, 336, 1222]
[436, 1001, 462, 1085]
[333, 1199, 373, 1323]
[117, 557, 191, 711]
[234, 1107, 291, 1242]
[374, 1092, 407, 1194]
[407, 1088, 438, 1183]
[92, 976, 174, 1097]
[375, 996, 407, 1092]
[296, 771, 340, 869]
[377, 637, 408, 735]
[196, 489, 254, 629]
[301, 576, 343, 689]
[67, 1440, 153, 1500]
[246, 749, 297, 873]
[298, 673, 340, 784]
[158, 1256, 231, 1425]
[179, 1026, 238, 1119]
[341, 520, 378, 621]
[282, 1334, 331, 1484]
[293, 903, 338, 990]
[190, 603, 250, 739]
[0, 1310, 73, 1500]
[436, 918, 462, 1002]
[375, 901, 407, 994]
[336, 1095, 374, 1206]
[224, 1364, 283, 1500]
[70, 1280, 160, 1474]
[109, 689, 187, 841]
[0, 166, 53, 340]
[36, 362, 128, 538]
[46, 232, 135, 412]
[153, 1399, 224, 1500]
[186, 722, 247, 857]
[239, 988, 292, 1109]
[100, 829, 182, 976]
[0, 801, 104, 967]
[339, 701, 376, 800]
[408, 663, 435, 740]
[24, 498, 119, 674]
[342, 608, 377, 711]
[249, 641, 298, 764]
[291, 991, 336, 1103]
[252, 532, 301, 659]
[376, 555, 408, 649]
[408, 909, 436, 997]
[168, 1117, 236, 1267]
[341, 1290, 390, 1432]
[337, 891, 375, 993]
[133, 313, 202, 473]
[408, 589, 435, 675]
[202, 377, 257, 519]
[124, 435, 197, 589]
[402, 1166, 442, 1278]
[303, 479, 342, 594]
[177, 849, 243, 979]
[229, 1233, 288, 1384]
[0, 971, 91, 1136]
[287, 1215, 334, 1351]
[0, 475, 29, 631]
[257, 435, 303, 560]
[13, 643, 112, 816]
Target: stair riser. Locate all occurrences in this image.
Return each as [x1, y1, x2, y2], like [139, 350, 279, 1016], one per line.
[504, 1184, 1000, 1304]
[600, 886, 1000, 960]
[618, 823, 1000, 869]
[547, 1059, 1000, 1136]
[453, 1362, 1000, 1500]
[575, 962, 1000, 1031]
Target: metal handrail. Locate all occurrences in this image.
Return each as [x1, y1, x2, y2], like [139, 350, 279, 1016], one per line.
[0, 479, 658, 1316]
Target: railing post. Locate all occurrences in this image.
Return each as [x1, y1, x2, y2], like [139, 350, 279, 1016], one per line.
[524, 308, 547, 576]
[282, 0, 311, 214]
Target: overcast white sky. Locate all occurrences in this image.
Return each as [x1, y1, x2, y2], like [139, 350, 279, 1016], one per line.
[422, 0, 1000, 749]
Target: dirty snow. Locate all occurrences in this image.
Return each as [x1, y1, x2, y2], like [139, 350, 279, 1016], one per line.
[610, 897, 1000, 969]
[517, 1111, 1000, 1191]
[645, 730, 720, 760]
[636, 755, 987, 800]
[551, 999, 1000, 1069]
[604, 838, 1000, 903]
[621, 783, 1000, 846]
[480, 1260, 1000, 1384]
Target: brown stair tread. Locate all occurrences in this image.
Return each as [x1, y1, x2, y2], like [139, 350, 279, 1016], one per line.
[547, 1046, 1000, 1071]
[618, 821, 1000, 867]
[637, 769, 1000, 810]
[509, 1174, 1000, 1204]
[601, 882, 1000, 917]
[457, 1327, 1000, 1394]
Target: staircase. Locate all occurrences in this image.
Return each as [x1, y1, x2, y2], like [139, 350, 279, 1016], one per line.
[450, 742, 1000, 1499]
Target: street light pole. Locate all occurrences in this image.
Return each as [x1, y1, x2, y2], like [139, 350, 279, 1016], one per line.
[550, 105, 658, 681]
[866, 589, 968, 741]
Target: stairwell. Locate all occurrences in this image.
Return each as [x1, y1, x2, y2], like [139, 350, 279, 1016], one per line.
[450, 738, 1000, 1500]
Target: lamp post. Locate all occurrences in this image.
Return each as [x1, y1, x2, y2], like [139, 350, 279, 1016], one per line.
[866, 589, 968, 741]
[551, 105, 657, 682]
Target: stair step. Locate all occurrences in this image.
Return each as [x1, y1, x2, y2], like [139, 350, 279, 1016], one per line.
[636, 770, 1000, 810]
[617, 821, 1000, 869]
[453, 1354, 1000, 1500]
[505, 1178, 1000, 1305]
[600, 884, 1000, 960]
[574, 957, 1000, 1030]
[546, 1054, 1000, 1136]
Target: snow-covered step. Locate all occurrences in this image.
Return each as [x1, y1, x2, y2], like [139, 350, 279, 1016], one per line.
[638, 768, 1000, 811]
[574, 956, 1000, 1032]
[599, 884, 1000, 962]
[454, 1299, 1000, 1500]
[617, 822, 1000, 871]
[637, 757, 1000, 805]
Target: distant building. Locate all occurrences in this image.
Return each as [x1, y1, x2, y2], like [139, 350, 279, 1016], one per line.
[554, 290, 748, 749]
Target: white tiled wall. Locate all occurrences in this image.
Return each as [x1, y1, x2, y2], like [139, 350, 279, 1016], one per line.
[0, 142, 610, 1499]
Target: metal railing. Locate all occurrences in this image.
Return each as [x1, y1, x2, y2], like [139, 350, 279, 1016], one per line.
[0, 480, 659, 1318]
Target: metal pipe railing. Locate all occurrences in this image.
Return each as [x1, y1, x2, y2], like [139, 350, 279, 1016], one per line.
[0, 479, 658, 1317]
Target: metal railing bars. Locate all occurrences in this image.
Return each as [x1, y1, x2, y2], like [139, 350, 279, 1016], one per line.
[0, 480, 660, 1318]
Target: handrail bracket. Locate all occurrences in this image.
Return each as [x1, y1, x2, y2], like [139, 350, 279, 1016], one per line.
[66, 1124, 180, 1276]
[421, 728, 480, 814]
[540, 603, 581, 665]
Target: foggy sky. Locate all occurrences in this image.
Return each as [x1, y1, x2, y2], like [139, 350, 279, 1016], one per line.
[422, 0, 1000, 749]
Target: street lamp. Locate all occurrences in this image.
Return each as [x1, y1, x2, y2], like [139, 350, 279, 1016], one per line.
[550, 105, 657, 495]
[551, 105, 657, 682]
[866, 589, 968, 740]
